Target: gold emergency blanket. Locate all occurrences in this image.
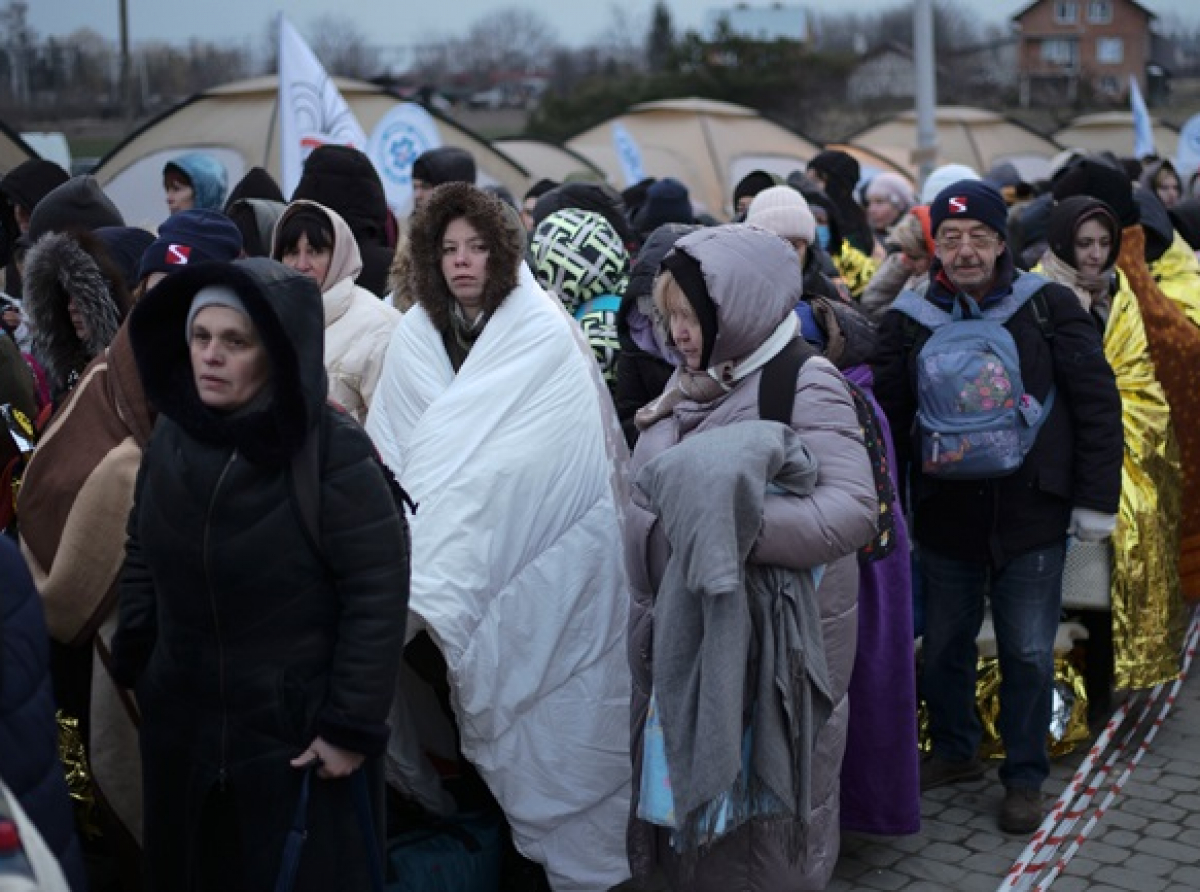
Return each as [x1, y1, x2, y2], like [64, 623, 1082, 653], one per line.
[977, 656, 1090, 759]
[1121, 226, 1200, 600]
[57, 711, 101, 839]
[1104, 275, 1185, 689]
[916, 656, 1089, 758]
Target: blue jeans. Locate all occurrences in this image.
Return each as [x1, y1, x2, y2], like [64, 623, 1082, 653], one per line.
[920, 542, 1065, 790]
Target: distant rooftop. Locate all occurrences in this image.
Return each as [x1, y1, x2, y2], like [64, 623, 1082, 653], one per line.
[705, 4, 810, 42]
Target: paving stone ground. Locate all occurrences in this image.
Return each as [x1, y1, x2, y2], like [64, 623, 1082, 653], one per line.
[831, 662, 1200, 892]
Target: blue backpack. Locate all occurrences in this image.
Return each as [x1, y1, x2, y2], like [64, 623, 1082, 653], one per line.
[892, 273, 1056, 481]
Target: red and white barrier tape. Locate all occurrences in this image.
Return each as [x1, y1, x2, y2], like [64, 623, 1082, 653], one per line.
[997, 607, 1200, 892]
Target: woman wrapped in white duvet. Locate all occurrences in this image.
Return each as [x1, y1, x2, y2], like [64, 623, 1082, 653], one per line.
[365, 183, 632, 892]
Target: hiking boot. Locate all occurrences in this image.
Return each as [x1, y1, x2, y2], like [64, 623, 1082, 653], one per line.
[999, 786, 1044, 835]
[919, 755, 987, 791]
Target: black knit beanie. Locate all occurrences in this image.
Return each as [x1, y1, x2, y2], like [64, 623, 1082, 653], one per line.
[1052, 158, 1139, 228]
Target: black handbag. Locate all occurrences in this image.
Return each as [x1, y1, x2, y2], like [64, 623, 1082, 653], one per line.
[275, 760, 386, 892]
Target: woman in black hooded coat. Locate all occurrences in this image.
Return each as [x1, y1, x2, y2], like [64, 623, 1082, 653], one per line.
[111, 257, 409, 892]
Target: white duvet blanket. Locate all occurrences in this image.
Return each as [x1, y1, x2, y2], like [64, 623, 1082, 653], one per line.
[366, 266, 632, 891]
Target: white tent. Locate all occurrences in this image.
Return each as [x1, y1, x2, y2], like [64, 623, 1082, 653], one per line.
[493, 139, 605, 185]
[0, 122, 36, 174]
[566, 98, 823, 220]
[92, 76, 530, 230]
[1052, 113, 1179, 161]
[848, 106, 1062, 184]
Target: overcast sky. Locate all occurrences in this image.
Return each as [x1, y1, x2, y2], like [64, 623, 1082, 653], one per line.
[28, 1, 1198, 54]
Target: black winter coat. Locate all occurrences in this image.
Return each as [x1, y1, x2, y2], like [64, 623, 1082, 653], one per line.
[0, 536, 87, 891]
[614, 224, 700, 446]
[871, 258, 1123, 566]
[111, 258, 409, 892]
[291, 146, 395, 297]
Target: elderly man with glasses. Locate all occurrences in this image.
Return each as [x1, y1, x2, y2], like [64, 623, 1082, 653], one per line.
[869, 180, 1123, 836]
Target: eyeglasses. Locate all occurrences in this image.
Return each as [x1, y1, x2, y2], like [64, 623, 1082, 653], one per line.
[935, 230, 999, 251]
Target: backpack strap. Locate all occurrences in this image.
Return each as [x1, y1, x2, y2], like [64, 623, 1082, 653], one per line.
[758, 337, 818, 424]
[288, 407, 417, 578]
[1029, 288, 1055, 342]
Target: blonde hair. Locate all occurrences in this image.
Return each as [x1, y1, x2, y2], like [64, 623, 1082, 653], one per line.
[651, 269, 695, 351]
[889, 211, 929, 260]
[652, 269, 688, 318]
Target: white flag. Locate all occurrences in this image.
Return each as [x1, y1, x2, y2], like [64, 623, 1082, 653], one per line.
[368, 103, 443, 217]
[612, 122, 646, 188]
[1129, 76, 1156, 160]
[1177, 113, 1200, 187]
[278, 15, 368, 198]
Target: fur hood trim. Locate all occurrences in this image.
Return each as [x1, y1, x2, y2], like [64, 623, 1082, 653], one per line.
[23, 230, 131, 391]
[406, 183, 524, 335]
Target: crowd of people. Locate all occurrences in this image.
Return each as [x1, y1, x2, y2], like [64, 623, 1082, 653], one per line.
[0, 133, 1197, 892]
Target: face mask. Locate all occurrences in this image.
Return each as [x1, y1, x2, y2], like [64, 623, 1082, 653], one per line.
[816, 224, 831, 251]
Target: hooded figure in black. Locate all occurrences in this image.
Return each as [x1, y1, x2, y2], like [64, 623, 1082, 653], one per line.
[110, 258, 409, 892]
[806, 149, 875, 256]
[1169, 197, 1200, 253]
[531, 181, 640, 255]
[615, 222, 701, 445]
[291, 145, 395, 297]
[0, 158, 69, 296]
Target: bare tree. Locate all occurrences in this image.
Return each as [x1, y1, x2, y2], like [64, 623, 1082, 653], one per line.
[461, 7, 559, 75]
[307, 14, 379, 80]
[591, 3, 648, 73]
[0, 0, 36, 102]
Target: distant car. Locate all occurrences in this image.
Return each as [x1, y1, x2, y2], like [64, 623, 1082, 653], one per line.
[71, 157, 100, 176]
[468, 88, 505, 110]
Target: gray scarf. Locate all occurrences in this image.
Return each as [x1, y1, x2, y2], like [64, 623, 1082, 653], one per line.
[635, 420, 832, 861]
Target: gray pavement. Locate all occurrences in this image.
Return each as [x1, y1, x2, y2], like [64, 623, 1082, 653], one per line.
[830, 656, 1200, 892]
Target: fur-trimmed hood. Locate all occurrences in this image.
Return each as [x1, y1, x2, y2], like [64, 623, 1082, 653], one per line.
[406, 183, 524, 336]
[22, 230, 132, 394]
[129, 258, 327, 466]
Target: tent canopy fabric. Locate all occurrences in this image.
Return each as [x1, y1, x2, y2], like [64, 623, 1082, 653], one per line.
[493, 139, 605, 186]
[0, 121, 36, 175]
[92, 76, 530, 230]
[1052, 113, 1179, 162]
[566, 98, 822, 220]
[848, 106, 1062, 185]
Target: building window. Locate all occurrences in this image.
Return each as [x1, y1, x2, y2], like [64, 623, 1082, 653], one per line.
[1098, 76, 1119, 95]
[1042, 39, 1078, 68]
[1097, 37, 1123, 65]
[1088, 1, 1112, 24]
[1054, 1, 1078, 24]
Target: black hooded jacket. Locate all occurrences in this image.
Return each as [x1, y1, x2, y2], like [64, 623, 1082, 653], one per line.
[1169, 197, 1200, 252]
[1133, 187, 1175, 265]
[807, 150, 875, 255]
[532, 182, 639, 254]
[291, 145, 395, 297]
[111, 258, 409, 891]
[225, 166, 285, 206]
[615, 223, 700, 445]
[0, 159, 69, 280]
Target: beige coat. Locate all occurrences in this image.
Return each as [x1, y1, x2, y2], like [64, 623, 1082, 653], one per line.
[275, 201, 401, 422]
